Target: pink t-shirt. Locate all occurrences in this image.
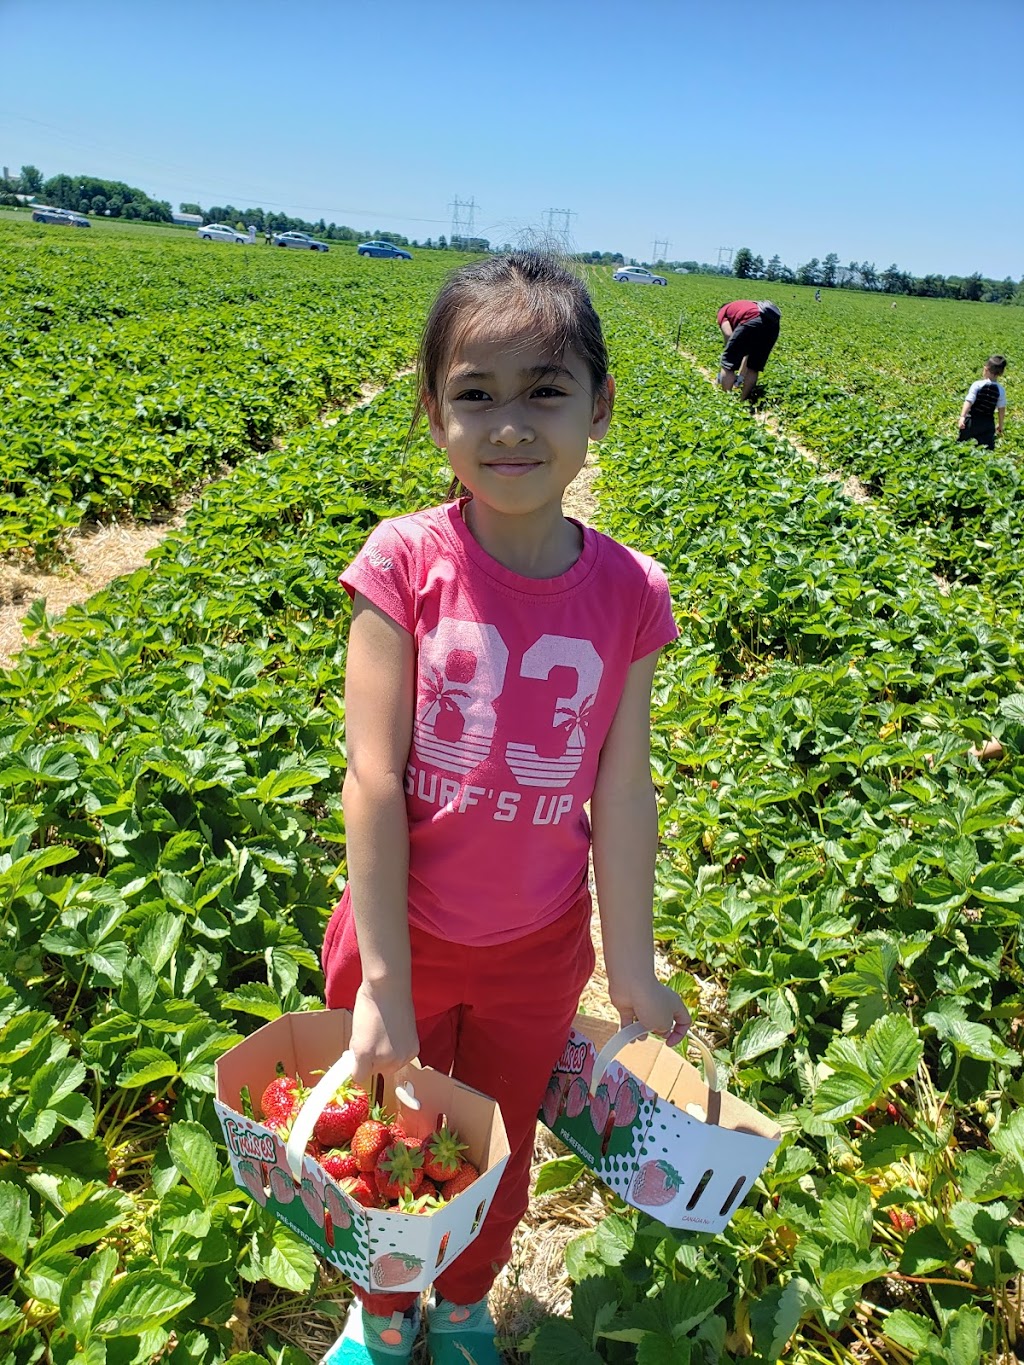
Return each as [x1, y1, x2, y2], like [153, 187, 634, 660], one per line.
[339, 501, 677, 946]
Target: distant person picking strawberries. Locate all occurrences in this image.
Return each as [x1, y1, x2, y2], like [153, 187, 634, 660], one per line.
[716, 299, 782, 401]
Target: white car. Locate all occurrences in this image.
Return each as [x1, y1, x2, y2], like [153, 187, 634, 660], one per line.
[197, 223, 247, 245]
[612, 266, 668, 286]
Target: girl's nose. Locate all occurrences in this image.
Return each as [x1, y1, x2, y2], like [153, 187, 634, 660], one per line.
[490, 407, 534, 445]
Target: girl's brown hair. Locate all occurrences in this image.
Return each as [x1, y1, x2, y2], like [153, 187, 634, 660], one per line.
[410, 252, 610, 464]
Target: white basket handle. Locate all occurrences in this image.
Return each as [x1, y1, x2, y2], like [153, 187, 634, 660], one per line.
[285, 1052, 422, 1182]
[589, 1020, 719, 1097]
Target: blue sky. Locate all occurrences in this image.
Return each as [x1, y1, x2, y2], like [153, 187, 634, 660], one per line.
[2, 0, 1021, 277]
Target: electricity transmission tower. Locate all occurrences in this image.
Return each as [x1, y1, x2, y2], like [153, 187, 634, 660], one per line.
[717, 246, 734, 269]
[449, 196, 478, 247]
[652, 238, 669, 263]
[544, 208, 575, 251]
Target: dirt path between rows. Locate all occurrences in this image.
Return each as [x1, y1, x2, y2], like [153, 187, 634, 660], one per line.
[675, 346, 872, 505]
[0, 374, 415, 670]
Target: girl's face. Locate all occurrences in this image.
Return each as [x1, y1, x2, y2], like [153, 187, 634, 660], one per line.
[425, 324, 613, 519]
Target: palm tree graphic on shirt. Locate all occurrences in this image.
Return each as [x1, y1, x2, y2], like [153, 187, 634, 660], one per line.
[419, 666, 470, 744]
[540, 693, 595, 759]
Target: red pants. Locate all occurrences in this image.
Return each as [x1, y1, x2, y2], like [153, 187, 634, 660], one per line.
[322, 892, 594, 1315]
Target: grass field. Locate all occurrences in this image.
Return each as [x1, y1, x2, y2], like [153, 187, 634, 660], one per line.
[0, 215, 1022, 1364]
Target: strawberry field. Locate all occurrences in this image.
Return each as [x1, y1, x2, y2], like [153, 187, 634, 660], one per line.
[1, 217, 1022, 1364]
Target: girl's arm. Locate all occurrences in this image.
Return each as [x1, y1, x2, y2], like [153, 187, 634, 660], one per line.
[342, 593, 419, 1077]
[591, 652, 690, 1045]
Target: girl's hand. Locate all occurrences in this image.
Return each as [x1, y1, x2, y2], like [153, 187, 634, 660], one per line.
[348, 978, 419, 1081]
[611, 975, 691, 1048]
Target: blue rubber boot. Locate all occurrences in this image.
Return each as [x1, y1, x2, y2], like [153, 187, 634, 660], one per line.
[426, 1294, 502, 1365]
[320, 1301, 420, 1365]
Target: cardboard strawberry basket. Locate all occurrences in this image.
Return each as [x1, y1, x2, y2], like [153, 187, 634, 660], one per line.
[215, 1010, 510, 1292]
[539, 1013, 780, 1233]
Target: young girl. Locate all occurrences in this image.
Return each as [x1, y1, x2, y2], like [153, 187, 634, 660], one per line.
[322, 252, 689, 1365]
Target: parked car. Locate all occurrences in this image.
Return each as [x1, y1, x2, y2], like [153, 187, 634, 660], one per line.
[612, 265, 667, 286]
[357, 240, 412, 259]
[197, 223, 248, 245]
[32, 206, 91, 227]
[273, 231, 329, 252]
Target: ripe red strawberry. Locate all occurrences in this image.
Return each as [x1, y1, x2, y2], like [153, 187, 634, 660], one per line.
[371, 1252, 424, 1289]
[631, 1159, 682, 1207]
[260, 1072, 304, 1128]
[351, 1118, 393, 1172]
[421, 1125, 468, 1183]
[313, 1080, 369, 1146]
[374, 1140, 425, 1200]
[440, 1159, 479, 1200]
[320, 1148, 359, 1181]
[340, 1174, 380, 1208]
[888, 1207, 916, 1233]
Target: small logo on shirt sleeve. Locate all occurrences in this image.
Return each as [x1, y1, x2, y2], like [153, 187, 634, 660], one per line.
[364, 544, 393, 571]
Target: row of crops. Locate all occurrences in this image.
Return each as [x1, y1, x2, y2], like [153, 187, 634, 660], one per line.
[629, 276, 1024, 604]
[0, 218, 431, 564]
[1, 221, 1022, 1362]
[539, 281, 1022, 1364]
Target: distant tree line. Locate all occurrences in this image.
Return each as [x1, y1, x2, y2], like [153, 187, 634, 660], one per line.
[0, 165, 173, 221]
[720, 246, 1019, 305]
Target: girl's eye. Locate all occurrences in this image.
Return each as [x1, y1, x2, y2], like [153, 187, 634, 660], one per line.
[454, 389, 490, 402]
[532, 386, 566, 399]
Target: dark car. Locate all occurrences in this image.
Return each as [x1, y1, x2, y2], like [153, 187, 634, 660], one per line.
[32, 206, 91, 228]
[357, 240, 412, 259]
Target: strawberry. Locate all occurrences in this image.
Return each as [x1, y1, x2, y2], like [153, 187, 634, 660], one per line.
[612, 1077, 641, 1127]
[541, 1077, 562, 1127]
[888, 1207, 916, 1233]
[374, 1139, 425, 1200]
[589, 1083, 612, 1135]
[325, 1182, 353, 1228]
[563, 1076, 589, 1118]
[260, 1070, 305, 1128]
[320, 1148, 359, 1181]
[313, 1079, 369, 1146]
[371, 1251, 423, 1289]
[299, 1178, 325, 1226]
[269, 1166, 296, 1205]
[351, 1118, 393, 1172]
[340, 1174, 379, 1208]
[421, 1125, 468, 1183]
[440, 1159, 479, 1200]
[238, 1159, 267, 1205]
[630, 1159, 682, 1207]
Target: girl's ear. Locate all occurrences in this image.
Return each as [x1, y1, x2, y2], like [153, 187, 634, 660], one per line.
[590, 375, 615, 442]
[424, 391, 448, 449]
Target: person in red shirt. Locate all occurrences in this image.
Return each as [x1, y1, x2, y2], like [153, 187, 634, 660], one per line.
[716, 299, 782, 400]
[323, 251, 690, 1365]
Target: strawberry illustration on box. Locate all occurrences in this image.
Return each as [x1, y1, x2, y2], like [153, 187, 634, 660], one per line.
[539, 1013, 780, 1234]
[215, 1010, 510, 1292]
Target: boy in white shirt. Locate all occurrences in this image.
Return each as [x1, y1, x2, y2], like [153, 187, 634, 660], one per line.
[958, 355, 1007, 450]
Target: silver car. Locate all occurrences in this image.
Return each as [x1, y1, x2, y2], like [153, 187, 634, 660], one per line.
[197, 223, 247, 245]
[612, 266, 667, 286]
[273, 231, 329, 252]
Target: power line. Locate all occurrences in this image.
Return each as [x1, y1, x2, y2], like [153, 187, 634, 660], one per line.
[652, 237, 669, 262]
[544, 208, 575, 251]
[449, 195, 478, 245]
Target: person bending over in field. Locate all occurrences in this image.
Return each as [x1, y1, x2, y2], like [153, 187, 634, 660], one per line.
[958, 354, 1007, 451]
[716, 299, 782, 402]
